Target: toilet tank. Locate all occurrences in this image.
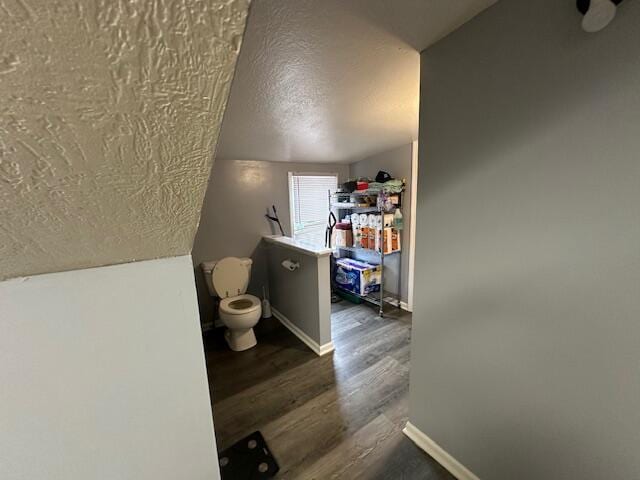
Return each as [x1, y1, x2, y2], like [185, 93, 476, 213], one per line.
[200, 258, 252, 297]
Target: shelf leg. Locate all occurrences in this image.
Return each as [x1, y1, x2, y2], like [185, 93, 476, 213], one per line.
[379, 218, 384, 317]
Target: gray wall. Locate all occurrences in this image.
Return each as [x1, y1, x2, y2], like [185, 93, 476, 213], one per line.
[349, 144, 413, 305]
[409, 1, 640, 479]
[266, 243, 332, 347]
[193, 159, 349, 323]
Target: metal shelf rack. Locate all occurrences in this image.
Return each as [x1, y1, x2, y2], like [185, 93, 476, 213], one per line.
[329, 189, 403, 317]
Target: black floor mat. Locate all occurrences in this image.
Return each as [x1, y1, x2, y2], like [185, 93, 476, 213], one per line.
[218, 431, 280, 479]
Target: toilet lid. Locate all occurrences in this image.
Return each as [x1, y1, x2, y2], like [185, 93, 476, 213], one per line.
[211, 257, 249, 299]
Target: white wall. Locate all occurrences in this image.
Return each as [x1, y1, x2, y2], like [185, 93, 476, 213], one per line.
[349, 143, 414, 307]
[409, 1, 640, 479]
[0, 256, 220, 480]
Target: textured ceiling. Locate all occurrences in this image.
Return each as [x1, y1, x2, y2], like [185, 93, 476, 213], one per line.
[216, 0, 497, 164]
[0, 0, 249, 280]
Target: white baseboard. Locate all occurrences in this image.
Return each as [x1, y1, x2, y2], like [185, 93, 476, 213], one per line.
[384, 298, 412, 312]
[403, 422, 480, 480]
[271, 307, 334, 356]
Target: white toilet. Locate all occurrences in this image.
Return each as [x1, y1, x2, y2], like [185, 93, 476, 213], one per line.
[201, 257, 262, 351]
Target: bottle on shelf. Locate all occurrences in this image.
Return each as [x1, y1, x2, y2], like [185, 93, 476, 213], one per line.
[393, 208, 404, 231]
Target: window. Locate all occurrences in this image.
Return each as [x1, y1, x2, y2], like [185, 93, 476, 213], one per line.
[288, 172, 338, 246]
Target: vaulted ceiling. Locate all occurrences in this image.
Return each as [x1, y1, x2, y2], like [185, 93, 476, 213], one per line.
[0, 0, 249, 279]
[216, 0, 497, 164]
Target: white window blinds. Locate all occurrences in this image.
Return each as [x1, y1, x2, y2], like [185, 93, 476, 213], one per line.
[288, 173, 338, 246]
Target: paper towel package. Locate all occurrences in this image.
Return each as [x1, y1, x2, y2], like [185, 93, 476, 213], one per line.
[360, 226, 369, 248]
[381, 227, 401, 253]
[334, 258, 381, 296]
[368, 225, 376, 249]
[352, 224, 362, 246]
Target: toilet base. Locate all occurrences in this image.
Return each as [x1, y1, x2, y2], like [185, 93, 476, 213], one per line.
[225, 327, 257, 351]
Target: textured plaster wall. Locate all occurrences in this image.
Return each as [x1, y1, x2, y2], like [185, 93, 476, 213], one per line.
[216, 0, 497, 164]
[0, 0, 249, 280]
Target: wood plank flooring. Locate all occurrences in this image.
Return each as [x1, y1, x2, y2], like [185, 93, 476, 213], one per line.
[204, 302, 453, 479]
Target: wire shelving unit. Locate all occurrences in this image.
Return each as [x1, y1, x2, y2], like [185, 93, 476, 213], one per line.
[329, 189, 403, 317]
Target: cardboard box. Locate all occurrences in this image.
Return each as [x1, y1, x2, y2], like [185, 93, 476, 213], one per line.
[332, 228, 353, 247]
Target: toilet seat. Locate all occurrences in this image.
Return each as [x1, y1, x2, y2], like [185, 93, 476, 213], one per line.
[219, 294, 261, 315]
[212, 257, 250, 299]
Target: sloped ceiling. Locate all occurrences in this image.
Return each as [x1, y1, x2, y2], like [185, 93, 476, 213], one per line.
[216, 0, 497, 164]
[0, 0, 249, 280]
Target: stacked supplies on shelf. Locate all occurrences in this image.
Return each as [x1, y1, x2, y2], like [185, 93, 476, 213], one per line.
[334, 258, 381, 296]
[349, 213, 401, 254]
[332, 222, 353, 247]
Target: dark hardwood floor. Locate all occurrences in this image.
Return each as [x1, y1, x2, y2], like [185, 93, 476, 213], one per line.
[204, 301, 453, 479]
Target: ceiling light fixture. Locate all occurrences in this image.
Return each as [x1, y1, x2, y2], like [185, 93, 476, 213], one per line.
[577, 0, 621, 33]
